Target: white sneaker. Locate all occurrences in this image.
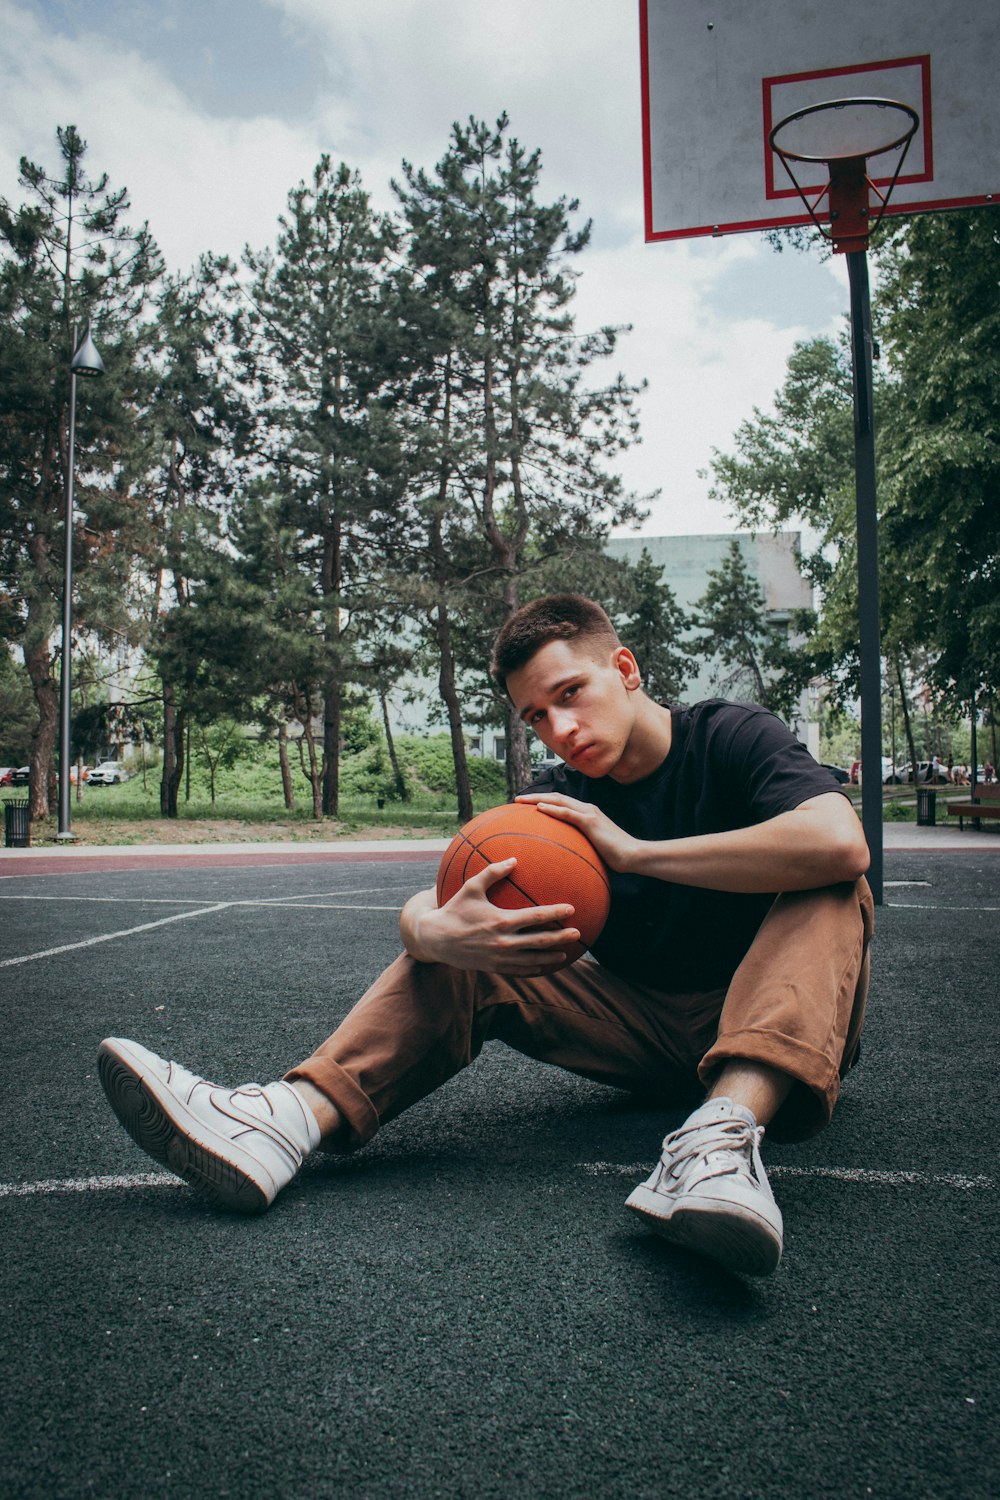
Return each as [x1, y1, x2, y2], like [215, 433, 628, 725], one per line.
[625, 1098, 784, 1276]
[98, 1038, 321, 1213]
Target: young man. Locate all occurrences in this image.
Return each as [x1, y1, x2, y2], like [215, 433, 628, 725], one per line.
[99, 595, 872, 1278]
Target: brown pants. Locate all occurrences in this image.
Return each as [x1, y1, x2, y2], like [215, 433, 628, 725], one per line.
[286, 879, 874, 1147]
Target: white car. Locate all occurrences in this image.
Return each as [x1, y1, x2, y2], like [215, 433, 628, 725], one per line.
[88, 760, 130, 786]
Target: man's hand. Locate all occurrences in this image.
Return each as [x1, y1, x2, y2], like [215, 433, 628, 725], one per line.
[515, 791, 638, 872]
[401, 859, 581, 975]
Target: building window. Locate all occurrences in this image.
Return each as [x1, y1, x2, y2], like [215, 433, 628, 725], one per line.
[493, 737, 506, 762]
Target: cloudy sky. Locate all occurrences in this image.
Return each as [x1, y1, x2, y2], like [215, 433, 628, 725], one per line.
[2, 0, 849, 536]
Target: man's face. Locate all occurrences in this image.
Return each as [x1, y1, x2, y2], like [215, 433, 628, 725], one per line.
[506, 636, 641, 779]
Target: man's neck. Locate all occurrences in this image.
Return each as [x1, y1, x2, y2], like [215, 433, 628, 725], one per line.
[610, 696, 673, 784]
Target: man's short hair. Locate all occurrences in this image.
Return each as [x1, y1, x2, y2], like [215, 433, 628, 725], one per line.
[490, 594, 620, 694]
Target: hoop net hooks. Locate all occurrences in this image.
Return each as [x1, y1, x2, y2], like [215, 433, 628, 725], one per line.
[768, 97, 920, 252]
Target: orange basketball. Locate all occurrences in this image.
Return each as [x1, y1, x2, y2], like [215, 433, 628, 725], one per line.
[436, 803, 611, 969]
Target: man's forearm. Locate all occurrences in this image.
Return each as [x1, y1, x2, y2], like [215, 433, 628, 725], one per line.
[621, 801, 870, 894]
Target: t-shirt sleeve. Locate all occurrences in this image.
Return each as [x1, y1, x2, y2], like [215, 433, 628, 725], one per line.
[516, 763, 577, 799]
[709, 705, 848, 823]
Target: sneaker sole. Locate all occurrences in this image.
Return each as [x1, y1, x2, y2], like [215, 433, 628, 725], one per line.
[625, 1183, 782, 1277]
[98, 1041, 272, 1214]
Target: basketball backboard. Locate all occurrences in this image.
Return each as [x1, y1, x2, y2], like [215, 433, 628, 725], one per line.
[640, 0, 998, 241]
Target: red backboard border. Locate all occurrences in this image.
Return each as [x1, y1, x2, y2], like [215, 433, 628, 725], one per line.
[761, 55, 935, 202]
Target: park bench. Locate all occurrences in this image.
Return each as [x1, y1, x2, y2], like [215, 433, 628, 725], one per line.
[946, 782, 1000, 830]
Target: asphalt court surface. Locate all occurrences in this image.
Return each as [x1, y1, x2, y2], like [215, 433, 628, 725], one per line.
[1, 848, 998, 1498]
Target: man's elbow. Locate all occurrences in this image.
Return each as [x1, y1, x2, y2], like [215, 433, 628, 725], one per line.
[830, 824, 871, 884]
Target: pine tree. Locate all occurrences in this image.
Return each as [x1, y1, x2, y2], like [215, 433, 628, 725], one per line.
[143, 257, 246, 816]
[391, 115, 647, 797]
[694, 540, 808, 719]
[235, 158, 397, 817]
[617, 547, 697, 704]
[0, 125, 162, 816]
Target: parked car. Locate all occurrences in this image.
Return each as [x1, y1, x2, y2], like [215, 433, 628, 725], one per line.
[886, 761, 951, 785]
[88, 760, 130, 786]
[0, 767, 14, 787]
[10, 766, 30, 786]
[820, 763, 851, 784]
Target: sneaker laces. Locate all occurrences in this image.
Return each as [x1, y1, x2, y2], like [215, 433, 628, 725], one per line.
[655, 1113, 764, 1194]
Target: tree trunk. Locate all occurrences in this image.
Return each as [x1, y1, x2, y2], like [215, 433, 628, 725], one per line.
[504, 707, 532, 801]
[322, 677, 340, 818]
[379, 687, 409, 802]
[23, 636, 58, 820]
[895, 657, 919, 778]
[277, 721, 296, 810]
[434, 604, 473, 823]
[298, 720, 324, 819]
[160, 682, 186, 818]
[320, 507, 342, 818]
[161, 682, 175, 815]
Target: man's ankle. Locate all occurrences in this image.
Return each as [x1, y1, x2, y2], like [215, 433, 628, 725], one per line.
[707, 1061, 792, 1127]
[289, 1080, 343, 1143]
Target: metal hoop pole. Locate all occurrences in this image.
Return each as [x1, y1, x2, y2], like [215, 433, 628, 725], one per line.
[847, 249, 883, 904]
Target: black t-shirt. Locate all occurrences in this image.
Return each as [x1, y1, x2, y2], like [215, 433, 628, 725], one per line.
[520, 699, 845, 992]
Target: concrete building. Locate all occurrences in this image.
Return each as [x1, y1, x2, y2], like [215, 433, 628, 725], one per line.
[606, 529, 819, 759]
[390, 531, 820, 763]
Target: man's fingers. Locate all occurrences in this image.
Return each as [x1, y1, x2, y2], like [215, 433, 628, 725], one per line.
[470, 857, 518, 893]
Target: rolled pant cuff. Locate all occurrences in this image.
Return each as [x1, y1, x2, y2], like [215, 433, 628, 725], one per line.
[697, 1028, 840, 1138]
[283, 1058, 380, 1149]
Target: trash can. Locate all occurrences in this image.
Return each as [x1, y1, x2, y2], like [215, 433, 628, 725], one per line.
[4, 798, 31, 848]
[916, 786, 937, 827]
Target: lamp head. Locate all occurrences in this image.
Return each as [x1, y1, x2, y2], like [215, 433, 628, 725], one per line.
[71, 323, 105, 378]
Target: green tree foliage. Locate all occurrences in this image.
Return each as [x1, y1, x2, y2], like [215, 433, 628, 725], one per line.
[144, 258, 247, 815]
[694, 540, 809, 719]
[390, 116, 647, 801]
[236, 158, 397, 817]
[0, 649, 35, 762]
[0, 125, 162, 815]
[615, 547, 696, 704]
[876, 209, 1000, 717]
[191, 719, 260, 806]
[710, 207, 1000, 741]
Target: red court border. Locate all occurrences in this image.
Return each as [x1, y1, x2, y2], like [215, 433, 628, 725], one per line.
[0, 848, 443, 878]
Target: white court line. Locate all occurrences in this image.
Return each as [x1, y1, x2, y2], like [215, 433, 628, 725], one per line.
[885, 902, 1000, 913]
[0, 894, 222, 906]
[0, 896, 405, 968]
[0, 902, 233, 968]
[2, 1162, 995, 1200]
[580, 1162, 994, 1190]
[0, 885, 421, 906]
[2, 897, 403, 912]
[0, 1172, 182, 1198]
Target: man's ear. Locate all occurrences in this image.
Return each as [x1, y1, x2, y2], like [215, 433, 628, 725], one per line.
[614, 647, 642, 692]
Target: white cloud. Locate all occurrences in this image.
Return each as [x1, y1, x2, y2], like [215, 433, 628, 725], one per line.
[0, 3, 335, 267]
[1, 0, 845, 536]
[572, 235, 823, 536]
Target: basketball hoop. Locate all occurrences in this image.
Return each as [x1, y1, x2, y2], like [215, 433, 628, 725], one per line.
[769, 97, 920, 252]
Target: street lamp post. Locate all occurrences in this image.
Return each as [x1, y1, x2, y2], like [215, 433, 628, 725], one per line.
[57, 321, 105, 841]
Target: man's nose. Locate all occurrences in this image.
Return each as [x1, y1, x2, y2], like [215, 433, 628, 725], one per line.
[548, 708, 578, 747]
